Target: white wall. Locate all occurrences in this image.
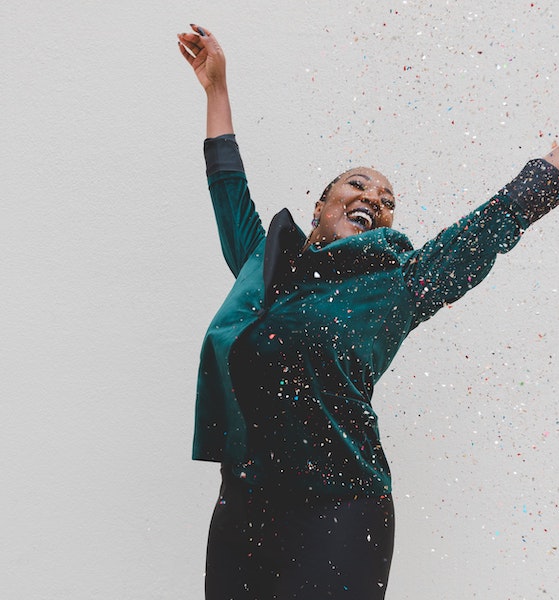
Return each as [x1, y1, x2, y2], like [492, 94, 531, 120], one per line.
[2, 1, 558, 598]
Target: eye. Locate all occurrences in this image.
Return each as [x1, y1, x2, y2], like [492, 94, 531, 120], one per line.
[382, 198, 395, 210]
[348, 180, 365, 190]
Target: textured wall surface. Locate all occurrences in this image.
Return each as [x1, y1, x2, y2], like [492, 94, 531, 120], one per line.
[2, 1, 558, 598]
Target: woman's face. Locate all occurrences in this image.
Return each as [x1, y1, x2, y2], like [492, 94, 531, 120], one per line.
[307, 167, 395, 248]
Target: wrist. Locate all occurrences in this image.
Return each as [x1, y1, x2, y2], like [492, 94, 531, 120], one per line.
[205, 85, 234, 137]
[205, 81, 229, 98]
[543, 146, 559, 170]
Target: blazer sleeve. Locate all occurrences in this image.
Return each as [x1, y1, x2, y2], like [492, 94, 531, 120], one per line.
[204, 134, 266, 277]
[402, 158, 559, 328]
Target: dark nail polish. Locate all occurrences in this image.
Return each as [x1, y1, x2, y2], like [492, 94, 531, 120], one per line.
[197, 26, 206, 36]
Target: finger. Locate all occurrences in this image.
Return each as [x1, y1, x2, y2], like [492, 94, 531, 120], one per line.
[178, 36, 202, 57]
[179, 39, 204, 54]
[189, 26, 224, 60]
[190, 23, 212, 38]
[189, 24, 225, 54]
[177, 33, 202, 52]
[177, 34, 208, 66]
[185, 24, 225, 69]
[178, 32, 201, 44]
[178, 41, 194, 64]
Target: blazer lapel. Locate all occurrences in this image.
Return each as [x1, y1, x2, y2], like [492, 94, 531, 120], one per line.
[263, 208, 305, 307]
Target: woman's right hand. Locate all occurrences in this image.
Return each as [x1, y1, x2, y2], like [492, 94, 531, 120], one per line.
[177, 25, 227, 93]
[178, 25, 233, 137]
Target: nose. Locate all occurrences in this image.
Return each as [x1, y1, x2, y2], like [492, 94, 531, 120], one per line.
[360, 195, 382, 212]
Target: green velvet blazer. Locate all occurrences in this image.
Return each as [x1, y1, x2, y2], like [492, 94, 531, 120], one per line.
[192, 135, 559, 498]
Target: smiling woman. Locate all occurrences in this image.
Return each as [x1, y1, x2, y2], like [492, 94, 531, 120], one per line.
[306, 168, 396, 249]
[178, 24, 559, 600]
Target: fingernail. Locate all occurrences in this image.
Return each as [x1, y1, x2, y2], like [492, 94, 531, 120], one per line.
[189, 23, 206, 36]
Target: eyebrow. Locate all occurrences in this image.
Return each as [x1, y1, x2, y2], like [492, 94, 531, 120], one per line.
[345, 173, 394, 196]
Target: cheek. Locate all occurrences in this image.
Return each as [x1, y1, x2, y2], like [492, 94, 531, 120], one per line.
[321, 205, 345, 223]
[379, 210, 394, 227]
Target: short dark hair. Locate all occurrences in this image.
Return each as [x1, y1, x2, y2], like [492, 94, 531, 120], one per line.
[318, 174, 343, 203]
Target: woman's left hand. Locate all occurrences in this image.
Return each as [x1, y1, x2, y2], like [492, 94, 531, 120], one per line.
[543, 139, 559, 170]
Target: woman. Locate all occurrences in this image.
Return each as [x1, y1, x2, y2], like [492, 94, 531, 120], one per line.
[178, 25, 559, 600]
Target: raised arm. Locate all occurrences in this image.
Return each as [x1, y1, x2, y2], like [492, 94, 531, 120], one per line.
[178, 25, 265, 276]
[178, 24, 233, 137]
[402, 150, 559, 328]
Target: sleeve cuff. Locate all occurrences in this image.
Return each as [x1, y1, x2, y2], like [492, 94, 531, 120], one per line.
[204, 134, 245, 177]
[498, 158, 559, 226]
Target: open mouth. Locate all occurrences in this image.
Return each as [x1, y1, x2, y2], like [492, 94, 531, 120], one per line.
[346, 208, 374, 231]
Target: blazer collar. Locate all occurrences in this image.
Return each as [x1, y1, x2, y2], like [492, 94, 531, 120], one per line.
[263, 208, 413, 307]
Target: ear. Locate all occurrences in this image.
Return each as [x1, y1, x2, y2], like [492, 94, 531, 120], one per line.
[313, 200, 324, 220]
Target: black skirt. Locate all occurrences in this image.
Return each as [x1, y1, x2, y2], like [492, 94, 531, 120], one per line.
[205, 465, 395, 600]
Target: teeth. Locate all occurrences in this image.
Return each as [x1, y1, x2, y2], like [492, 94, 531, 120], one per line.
[347, 209, 373, 229]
